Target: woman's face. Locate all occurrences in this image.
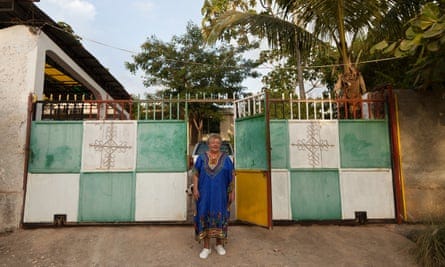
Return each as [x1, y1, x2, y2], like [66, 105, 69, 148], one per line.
[208, 137, 221, 153]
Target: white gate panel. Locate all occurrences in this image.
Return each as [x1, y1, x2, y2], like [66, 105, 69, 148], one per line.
[135, 172, 187, 221]
[340, 169, 395, 219]
[272, 170, 291, 220]
[289, 121, 340, 169]
[24, 173, 80, 222]
[82, 121, 137, 172]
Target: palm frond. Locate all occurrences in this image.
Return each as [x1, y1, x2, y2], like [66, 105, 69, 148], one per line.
[204, 10, 321, 58]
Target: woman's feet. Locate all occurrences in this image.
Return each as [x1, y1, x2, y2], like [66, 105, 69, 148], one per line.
[199, 245, 226, 259]
[215, 244, 226, 255]
[199, 248, 211, 259]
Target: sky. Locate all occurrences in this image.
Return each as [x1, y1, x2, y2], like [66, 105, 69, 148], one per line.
[36, 0, 264, 97]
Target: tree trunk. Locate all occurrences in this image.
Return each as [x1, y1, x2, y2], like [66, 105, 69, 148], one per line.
[296, 48, 305, 99]
[193, 118, 204, 141]
[337, 0, 350, 75]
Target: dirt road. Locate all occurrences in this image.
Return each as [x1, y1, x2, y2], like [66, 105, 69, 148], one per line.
[0, 224, 419, 266]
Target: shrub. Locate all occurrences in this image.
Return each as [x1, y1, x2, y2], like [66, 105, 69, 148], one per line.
[412, 225, 445, 267]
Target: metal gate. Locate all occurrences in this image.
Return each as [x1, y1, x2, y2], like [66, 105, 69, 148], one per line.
[234, 93, 272, 228]
[24, 99, 189, 224]
[266, 87, 403, 223]
[23, 87, 403, 225]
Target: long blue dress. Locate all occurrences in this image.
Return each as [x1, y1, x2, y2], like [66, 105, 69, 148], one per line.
[193, 152, 234, 242]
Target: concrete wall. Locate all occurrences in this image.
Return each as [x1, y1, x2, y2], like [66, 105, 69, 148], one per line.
[0, 25, 115, 232]
[0, 25, 38, 232]
[397, 89, 445, 222]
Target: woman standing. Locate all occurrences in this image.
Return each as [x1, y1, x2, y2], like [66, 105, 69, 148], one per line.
[192, 134, 235, 259]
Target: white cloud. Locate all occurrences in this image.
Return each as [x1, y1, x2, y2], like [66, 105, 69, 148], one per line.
[38, 0, 96, 36]
[44, 0, 96, 21]
[131, 1, 155, 13]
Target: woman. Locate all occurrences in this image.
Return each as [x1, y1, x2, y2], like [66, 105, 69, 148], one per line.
[192, 134, 235, 259]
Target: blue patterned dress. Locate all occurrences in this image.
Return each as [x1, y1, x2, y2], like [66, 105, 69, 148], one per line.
[193, 152, 234, 242]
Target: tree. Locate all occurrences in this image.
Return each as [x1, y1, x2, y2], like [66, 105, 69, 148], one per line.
[259, 50, 300, 94]
[372, 1, 445, 91]
[203, 0, 421, 100]
[339, 0, 427, 90]
[126, 22, 260, 139]
[202, 0, 322, 99]
[260, 43, 338, 95]
[279, 0, 393, 99]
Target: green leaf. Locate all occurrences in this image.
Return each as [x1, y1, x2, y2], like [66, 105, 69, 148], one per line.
[394, 47, 408, 58]
[423, 22, 445, 38]
[412, 18, 435, 31]
[421, 2, 440, 20]
[384, 42, 397, 54]
[427, 41, 440, 52]
[405, 27, 417, 40]
[370, 40, 388, 54]
[399, 39, 416, 52]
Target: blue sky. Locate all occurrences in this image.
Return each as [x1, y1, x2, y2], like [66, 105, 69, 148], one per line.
[36, 0, 263, 96]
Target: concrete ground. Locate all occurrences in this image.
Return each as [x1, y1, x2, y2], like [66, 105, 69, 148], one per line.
[0, 224, 420, 266]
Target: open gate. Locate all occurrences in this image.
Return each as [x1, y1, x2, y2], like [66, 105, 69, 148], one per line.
[234, 93, 273, 228]
[231, 87, 402, 225]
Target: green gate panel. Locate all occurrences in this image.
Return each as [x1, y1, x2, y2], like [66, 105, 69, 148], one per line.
[339, 121, 391, 168]
[29, 122, 82, 173]
[136, 121, 187, 172]
[270, 120, 288, 169]
[78, 172, 135, 222]
[235, 116, 268, 170]
[290, 169, 341, 220]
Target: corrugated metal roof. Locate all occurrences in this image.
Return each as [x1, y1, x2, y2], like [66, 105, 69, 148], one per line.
[0, 0, 131, 99]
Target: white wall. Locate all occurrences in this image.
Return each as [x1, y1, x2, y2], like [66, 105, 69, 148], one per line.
[35, 30, 113, 101]
[0, 25, 116, 232]
[0, 25, 38, 231]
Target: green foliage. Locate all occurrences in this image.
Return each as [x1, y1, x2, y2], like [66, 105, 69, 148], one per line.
[280, 0, 391, 71]
[259, 50, 299, 94]
[371, 1, 445, 90]
[202, 0, 329, 98]
[126, 22, 260, 136]
[57, 21, 82, 41]
[201, 0, 256, 45]
[353, 36, 417, 90]
[412, 225, 445, 267]
[260, 44, 337, 94]
[126, 22, 259, 95]
[202, 0, 416, 98]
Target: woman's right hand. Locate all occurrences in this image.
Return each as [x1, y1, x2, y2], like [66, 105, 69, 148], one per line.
[193, 187, 200, 200]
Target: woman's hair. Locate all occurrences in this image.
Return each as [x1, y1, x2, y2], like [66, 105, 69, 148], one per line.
[207, 133, 222, 144]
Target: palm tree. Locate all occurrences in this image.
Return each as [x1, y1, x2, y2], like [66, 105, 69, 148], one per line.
[202, 0, 322, 99]
[203, 0, 410, 99]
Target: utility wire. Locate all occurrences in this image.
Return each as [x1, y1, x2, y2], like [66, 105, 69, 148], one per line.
[2, 19, 406, 70]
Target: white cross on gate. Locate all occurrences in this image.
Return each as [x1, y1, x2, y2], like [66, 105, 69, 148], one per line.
[292, 122, 334, 168]
[89, 124, 132, 169]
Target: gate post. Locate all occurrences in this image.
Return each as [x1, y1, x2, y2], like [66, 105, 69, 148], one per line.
[265, 91, 273, 229]
[387, 85, 406, 224]
[20, 93, 34, 227]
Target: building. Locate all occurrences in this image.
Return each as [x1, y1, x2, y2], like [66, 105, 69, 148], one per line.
[0, 1, 130, 232]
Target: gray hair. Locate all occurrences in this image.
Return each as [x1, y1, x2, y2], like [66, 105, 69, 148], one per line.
[207, 133, 222, 144]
